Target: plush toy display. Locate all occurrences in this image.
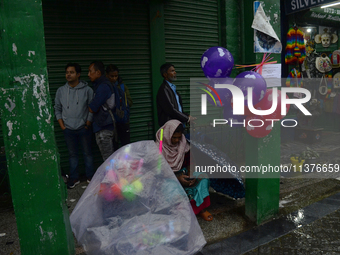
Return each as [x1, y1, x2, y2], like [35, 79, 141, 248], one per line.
[315, 29, 338, 48]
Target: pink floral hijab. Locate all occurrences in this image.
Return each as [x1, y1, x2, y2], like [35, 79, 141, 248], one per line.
[156, 120, 190, 172]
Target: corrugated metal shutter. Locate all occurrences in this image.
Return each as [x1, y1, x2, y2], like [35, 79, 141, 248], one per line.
[164, 0, 220, 114]
[42, 0, 152, 172]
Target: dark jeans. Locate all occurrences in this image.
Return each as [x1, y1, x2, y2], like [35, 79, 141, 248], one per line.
[63, 127, 94, 180]
[95, 129, 115, 161]
[114, 123, 130, 150]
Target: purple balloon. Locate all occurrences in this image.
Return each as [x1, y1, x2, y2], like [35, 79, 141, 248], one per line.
[201, 47, 234, 79]
[205, 86, 223, 107]
[232, 71, 267, 106]
[223, 105, 246, 124]
[206, 78, 233, 107]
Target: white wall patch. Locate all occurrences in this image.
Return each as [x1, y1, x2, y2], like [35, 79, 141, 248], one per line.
[28, 51, 35, 57]
[7, 121, 13, 136]
[12, 43, 17, 55]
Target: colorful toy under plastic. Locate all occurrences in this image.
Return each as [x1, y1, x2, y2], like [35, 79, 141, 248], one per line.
[111, 184, 123, 200]
[70, 141, 206, 255]
[201, 46, 234, 79]
[122, 184, 136, 201]
[120, 177, 128, 187]
[132, 180, 143, 193]
[99, 183, 116, 201]
[233, 71, 267, 106]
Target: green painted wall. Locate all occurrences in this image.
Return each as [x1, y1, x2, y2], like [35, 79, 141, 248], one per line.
[150, 0, 166, 132]
[0, 1, 74, 254]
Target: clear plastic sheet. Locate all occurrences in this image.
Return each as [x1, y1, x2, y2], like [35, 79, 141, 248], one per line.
[70, 141, 206, 255]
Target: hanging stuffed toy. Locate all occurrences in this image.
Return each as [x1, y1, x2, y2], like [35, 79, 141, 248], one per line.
[285, 26, 306, 65]
[301, 39, 323, 79]
[314, 28, 338, 48]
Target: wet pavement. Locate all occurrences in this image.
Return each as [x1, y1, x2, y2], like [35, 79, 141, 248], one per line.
[2, 131, 340, 254]
[200, 191, 340, 255]
[2, 176, 340, 255]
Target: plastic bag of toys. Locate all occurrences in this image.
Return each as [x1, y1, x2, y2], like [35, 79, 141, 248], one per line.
[70, 141, 206, 255]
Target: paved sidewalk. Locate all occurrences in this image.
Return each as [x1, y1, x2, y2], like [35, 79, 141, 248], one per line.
[200, 192, 340, 255]
[2, 176, 340, 254]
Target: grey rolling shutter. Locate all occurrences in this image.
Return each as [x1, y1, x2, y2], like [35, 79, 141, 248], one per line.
[164, 0, 220, 113]
[42, 0, 152, 171]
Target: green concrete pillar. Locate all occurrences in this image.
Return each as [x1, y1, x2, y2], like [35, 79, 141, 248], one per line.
[0, 1, 74, 254]
[245, 124, 281, 224]
[241, 0, 282, 224]
[149, 0, 166, 132]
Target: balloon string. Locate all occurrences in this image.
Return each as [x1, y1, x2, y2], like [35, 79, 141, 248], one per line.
[235, 61, 276, 68]
[253, 53, 273, 73]
[255, 53, 268, 74]
[234, 53, 277, 74]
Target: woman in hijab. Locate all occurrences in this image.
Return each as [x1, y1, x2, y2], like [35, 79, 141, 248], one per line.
[156, 120, 213, 221]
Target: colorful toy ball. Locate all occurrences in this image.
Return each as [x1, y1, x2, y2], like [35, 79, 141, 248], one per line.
[111, 184, 123, 200]
[122, 185, 136, 201]
[99, 183, 116, 201]
[99, 183, 123, 201]
[132, 180, 143, 193]
[201, 46, 234, 79]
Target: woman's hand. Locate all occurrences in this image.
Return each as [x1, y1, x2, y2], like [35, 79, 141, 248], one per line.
[177, 174, 196, 187]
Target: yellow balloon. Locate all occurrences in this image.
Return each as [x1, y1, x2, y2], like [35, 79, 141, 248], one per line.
[132, 180, 143, 193]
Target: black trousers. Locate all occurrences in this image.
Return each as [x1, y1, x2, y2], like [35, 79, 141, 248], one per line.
[114, 123, 130, 150]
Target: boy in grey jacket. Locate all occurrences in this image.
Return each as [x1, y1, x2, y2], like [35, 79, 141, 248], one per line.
[54, 63, 94, 188]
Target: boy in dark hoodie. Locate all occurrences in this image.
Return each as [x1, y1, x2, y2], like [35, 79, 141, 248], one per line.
[106, 64, 133, 149]
[54, 63, 94, 188]
[88, 61, 116, 161]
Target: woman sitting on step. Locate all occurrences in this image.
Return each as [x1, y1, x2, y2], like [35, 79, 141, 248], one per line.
[156, 119, 213, 221]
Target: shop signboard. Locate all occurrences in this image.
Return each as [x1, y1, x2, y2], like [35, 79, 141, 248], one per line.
[285, 0, 336, 15]
[308, 7, 340, 21]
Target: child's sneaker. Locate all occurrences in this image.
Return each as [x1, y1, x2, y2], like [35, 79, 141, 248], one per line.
[67, 179, 80, 189]
[87, 178, 92, 184]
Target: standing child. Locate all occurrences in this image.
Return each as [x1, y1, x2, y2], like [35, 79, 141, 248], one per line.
[106, 64, 133, 149]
